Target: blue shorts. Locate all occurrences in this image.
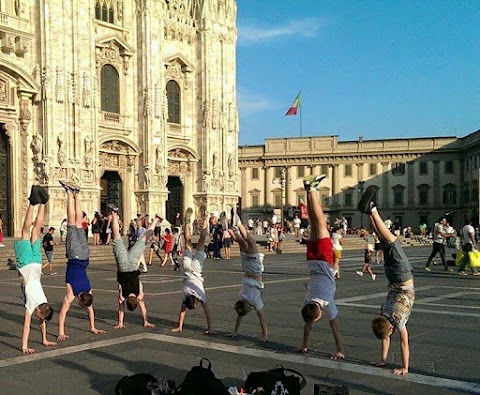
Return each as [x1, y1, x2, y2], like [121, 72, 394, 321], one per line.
[383, 239, 413, 284]
[14, 239, 42, 268]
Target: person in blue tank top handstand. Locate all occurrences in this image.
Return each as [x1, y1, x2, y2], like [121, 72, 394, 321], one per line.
[57, 181, 106, 341]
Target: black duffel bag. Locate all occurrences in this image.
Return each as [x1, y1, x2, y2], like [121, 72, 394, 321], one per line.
[244, 366, 307, 395]
[177, 358, 229, 395]
[115, 373, 176, 395]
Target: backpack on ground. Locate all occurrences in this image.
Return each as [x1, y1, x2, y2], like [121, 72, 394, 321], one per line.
[244, 366, 306, 395]
[115, 373, 176, 395]
[177, 358, 229, 395]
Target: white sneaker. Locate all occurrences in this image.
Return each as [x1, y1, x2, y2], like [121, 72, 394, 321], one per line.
[372, 274, 377, 281]
[356, 271, 364, 277]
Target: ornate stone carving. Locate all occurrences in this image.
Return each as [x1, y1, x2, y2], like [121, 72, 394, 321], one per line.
[100, 140, 131, 154]
[155, 144, 163, 172]
[1, 34, 15, 53]
[43, 157, 54, 184]
[144, 165, 152, 189]
[228, 153, 235, 178]
[15, 36, 30, 55]
[19, 99, 31, 133]
[30, 134, 43, 161]
[55, 66, 64, 103]
[154, 84, 161, 118]
[0, 79, 7, 103]
[211, 99, 219, 129]
[117, 0, 124, 20]
[68, 72, 76, 104]
[42, 66, 50, 99]
[84, 135, 94, 168]
[57, 133, 66, 165]
[202, 102, 210, 128]
[143, 87, 150, 117]
[82, 72, 91, 108]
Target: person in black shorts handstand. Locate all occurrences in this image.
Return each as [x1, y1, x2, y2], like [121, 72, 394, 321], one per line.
[111, 206, 157, 329]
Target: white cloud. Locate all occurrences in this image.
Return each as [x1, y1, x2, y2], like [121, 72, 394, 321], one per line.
[238, 18, 328, 45]
[237, 88, 276, 117]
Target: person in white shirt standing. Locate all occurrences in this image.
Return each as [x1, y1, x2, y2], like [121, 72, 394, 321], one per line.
[458, 218, 480, 276]
[331, 227, 344, 279]
[425, 217, 453, 272]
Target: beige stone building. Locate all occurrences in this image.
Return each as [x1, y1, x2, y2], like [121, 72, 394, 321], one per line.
[0, 0, 239, 236]
[239, 131, 480, 230]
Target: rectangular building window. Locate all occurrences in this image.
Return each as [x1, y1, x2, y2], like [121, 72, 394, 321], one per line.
[443, 189, 457, 205]
[419, 190, 428, 205]
[321, 193, 329, 206]
[369, 163, 377, 176]
[344, 192, 353, 207]
[251, 195, 259, 207]
[392, 162, 405, 175]
[344, 164, 352, 177]
[297, 165, 305, 178]
[274, 167, 282, 179]
[445, 161, 454, 174]
[251, 167, 259, 180]
[321, 164, 329, 175]
[274, 193, 282, 207]
[394, 190, 404, 205]
[419, 161, 428, 175]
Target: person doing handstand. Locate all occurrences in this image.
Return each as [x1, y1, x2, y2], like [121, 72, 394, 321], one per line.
[111, 206, 156, 329]
[57, 181, 106, 340]
[297, 175, 345, 360]
[14, 185, 56, 353]
[171, 206, 212, 334]
[358, 186, 415, 375]
[225, 212, 267, 341]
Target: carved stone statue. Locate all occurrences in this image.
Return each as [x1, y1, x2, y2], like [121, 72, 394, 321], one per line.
[212, 152, 218, 178]
[155, 144, 162, 172]
[144, 165, 151, 189]
[84, 135, 94, 168]
[228, 153, 235, 178]
[202, 102, 210, 128]
[211, 99, 219, 129]
[30, 134, 43, 161]
[57, 132, 66, 165]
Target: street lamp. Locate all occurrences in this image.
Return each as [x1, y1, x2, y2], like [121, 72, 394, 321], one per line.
[272, 167, 290, 229]
[358, 180, 366, 229]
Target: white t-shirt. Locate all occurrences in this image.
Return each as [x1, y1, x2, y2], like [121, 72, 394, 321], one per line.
[293, 218, 301, 228]
[331, 233, 343, 251]
[247, 218, 254, 228]
[384, 219, 392, 229]
[183, 277, 206, 303]
[18, 264, 48, 315]
[461, 224, 475, 245]
[271, 215, 278, 225]
[305, 261, 338, 320]
[434, 223, 446, 244]
[240, 277, 264, 311]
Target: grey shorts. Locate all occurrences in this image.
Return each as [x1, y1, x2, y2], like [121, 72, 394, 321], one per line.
[112, 237, 145, 272]
[45, 251, 54, 263]
[383, 239, 413, 284]
[66, 226, 89, 260]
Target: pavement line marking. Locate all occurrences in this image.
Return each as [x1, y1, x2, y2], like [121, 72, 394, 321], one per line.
[418, 291, 480, 303]
[0, 333, 478, 393]
[336, 302, 480, 318]
[335, 286, 434, 303]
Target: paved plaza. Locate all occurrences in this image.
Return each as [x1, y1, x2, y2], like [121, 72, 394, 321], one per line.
[0, 243, 479, 394]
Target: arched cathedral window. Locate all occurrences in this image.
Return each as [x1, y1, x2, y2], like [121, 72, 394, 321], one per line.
[95, 0, 115, 23]
[166, 80, 181, 124]
[101, 64, 120, 114]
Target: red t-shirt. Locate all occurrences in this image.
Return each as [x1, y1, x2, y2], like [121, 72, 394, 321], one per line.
[163, 233, 173, 254]
[299, 203, 309, 220]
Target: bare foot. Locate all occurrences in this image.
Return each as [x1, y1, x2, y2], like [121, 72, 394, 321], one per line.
[57, 334, 69, 341]
[294, 347, 308, 353]
[171, 327, 182, 333]
[22, 348, 35, 354]
[114, 324, 125, 330]
[43, 340, 57, 347]
[330, 352, 345, 360]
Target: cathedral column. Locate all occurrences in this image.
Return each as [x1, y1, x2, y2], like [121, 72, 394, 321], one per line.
[331, 164, 339, 206]
[382, 162, 390, 208]
[407, 161, 415, 206]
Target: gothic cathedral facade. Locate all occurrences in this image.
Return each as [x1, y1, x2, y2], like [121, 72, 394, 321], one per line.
[0, 0, 239, 236]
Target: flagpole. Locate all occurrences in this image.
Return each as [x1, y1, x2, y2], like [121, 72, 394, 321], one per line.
[299, 103, 303, 137]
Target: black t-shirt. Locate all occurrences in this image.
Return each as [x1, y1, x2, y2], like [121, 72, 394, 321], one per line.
[42, 233, 54, 252]
[117, 270, 140, 299]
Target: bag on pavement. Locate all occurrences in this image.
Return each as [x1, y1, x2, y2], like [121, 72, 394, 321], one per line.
[177, 358, 229, 395]
[244, 366, 306, 395]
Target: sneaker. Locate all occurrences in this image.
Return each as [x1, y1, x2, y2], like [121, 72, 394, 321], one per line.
[59, 180, 80, 194]
[28, 185, 42, 206]
[372, 274, 377, 281]
[0, 244, 4, 247]
[184, 207, 193, 224]
[357, 185, 376, 214]
[472, 271, 480, 276]
[107, 203, 119, 212]
[219, 211, 228, 230]
[303, 174, 326, 191]
[356, 271, 364, 277]
[444, 268, 453, 272]
[49, 272, 57, 276]
[458, 271, 468, 276]
[425, 267, 432, 272]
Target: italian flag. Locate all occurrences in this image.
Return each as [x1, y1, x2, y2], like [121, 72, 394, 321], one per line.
[285, 91, 301, 116]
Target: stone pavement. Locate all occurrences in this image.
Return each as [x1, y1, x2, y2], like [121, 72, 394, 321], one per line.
[0, 244, 479, 394]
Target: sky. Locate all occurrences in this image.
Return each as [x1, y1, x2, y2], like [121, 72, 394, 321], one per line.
[236, 0, 480, 146]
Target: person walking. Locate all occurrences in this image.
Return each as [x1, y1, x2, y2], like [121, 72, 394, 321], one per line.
[458, 218, 480, 276]
[42, 227, 57, 275]
[425, 217, 453, 272]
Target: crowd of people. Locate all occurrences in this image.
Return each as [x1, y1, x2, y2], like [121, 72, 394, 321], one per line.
[9, 174, 480, 380]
